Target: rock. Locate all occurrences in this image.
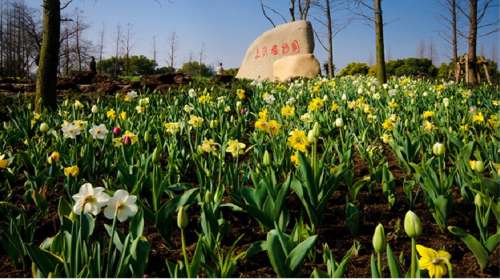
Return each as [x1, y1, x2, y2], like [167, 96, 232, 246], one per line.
[78, 84, 96, 93]
[273, 54, 320, 82]
[97, 81, 119, 94]
[236, 20, 315, 81]
[141, 74, 175, 88]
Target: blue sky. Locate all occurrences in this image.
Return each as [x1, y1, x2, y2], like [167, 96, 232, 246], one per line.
[26, 0, 499, 71]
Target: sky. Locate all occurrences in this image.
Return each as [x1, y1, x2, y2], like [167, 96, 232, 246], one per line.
[25, 0, 499, 71]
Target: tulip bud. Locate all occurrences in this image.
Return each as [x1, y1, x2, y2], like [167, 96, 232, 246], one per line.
[152, 147, 161, 163]
[204, 191, 212, 204]
[113, 127, 122, 136]
[404, 210, 422, 238]
[177, 206, 188, 229]
[91, 105, 98, 113]
[39, 122, 49, 133]
[372, 223, 386, 254]
[263, 150, 271, 166]
[144, 130, 151, 143]
[122, 135, 131, 145]
[335, 117, 344, 128]
[472, 160, 485, 173]
[432, 142, 445, 156]
[474, 193, 483, 208]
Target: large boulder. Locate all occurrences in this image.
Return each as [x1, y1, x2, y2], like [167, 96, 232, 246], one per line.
[273, 54, 320, 82]
[236, 20, 315, 81]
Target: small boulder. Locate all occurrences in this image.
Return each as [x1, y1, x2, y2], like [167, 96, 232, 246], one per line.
[273, 54, 320, 82]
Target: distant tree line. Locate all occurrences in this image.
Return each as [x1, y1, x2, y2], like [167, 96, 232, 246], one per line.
[338, 56, 499, 83]
[0, 1, 40, 78]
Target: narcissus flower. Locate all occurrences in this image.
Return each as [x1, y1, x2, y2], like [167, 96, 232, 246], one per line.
[423, 111, 435, 119]
[164, 122, 181, 134]
[103, 190, 138, 222]
[416, 245, 451, 278]
[287, 129, 310, 153]
[89, 124, 109, 140]
[225, 139, 246, 158]
[281, 105, 295, 118]
[472, 112, 484, 124]
[106, 109, 116, 120]
[0, 154, 9, 169]
[72, 183, 110, 216]
[236, 89, 246, 100]
[308, 97, 324, 112]
[188, 115, 204, 128]
[61, 121, 82, 139]
[469, 160, 485, 173]
[47, 151, 60, 164]
[198, 138, 218, 154]
[64, 165, 79, 177]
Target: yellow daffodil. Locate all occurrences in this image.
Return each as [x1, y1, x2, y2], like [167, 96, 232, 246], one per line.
[107, 109, 116, 120]
[198, 94, 212, 104]
[423, 111, 435, 119]
[308, 97, 324, 112]
[382, 119, 395, 131]
[416, 244, 452, 278]
[188, 115, 204, 128]
[226, 139, 246, 158]
[64, 165, 80, 177]
[423, 120, 435, 132]
[198, 138, 218, 154]
[120, 111, 127, 120]
[388, 99, 398, 109]
[330, 101, 339, 112]
[281, 105, 295, 118]
[258, 109, 268, 121]
[123, 130, 138, 144]
[236, 89, 246, 100]
[164, 122, 181, 134]
[255, 119, 269, 132]
[287, 129, 309, 153]
[472, 112, 484, 124]
[290, 153, 299, 166]
[0, 154, 9, 169]
[47, 151, 60, 164]
[267, 120, 281, 136]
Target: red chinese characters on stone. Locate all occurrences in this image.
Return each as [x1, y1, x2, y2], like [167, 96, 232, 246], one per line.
[291, 40, 300, 53]
[271, 45, 279, 56]
[254, 40, 301, 60]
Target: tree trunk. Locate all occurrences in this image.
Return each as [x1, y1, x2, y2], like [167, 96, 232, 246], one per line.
[325, 0, 334, 77]
[374, 0, 386, 84]
[451, 0, 459, 83]
[466, 0, 478, 86]
[35, 0, 60, 112]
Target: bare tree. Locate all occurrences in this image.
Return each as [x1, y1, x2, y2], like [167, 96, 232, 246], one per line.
[124, 23, 133, 75]
[152, 35, 157, 63]
[167, 31, 177, 69]
[98, 23, 104, 63]
[457, 0, 498, 85]
[349, 0, 386, 83]
[416, 39, 426, 58]
[113, 24, 121, 77]
[438, 0, 460, 81]
[428, 39, 438, 64]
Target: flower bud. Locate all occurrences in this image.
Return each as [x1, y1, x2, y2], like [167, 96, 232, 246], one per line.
[177, 206, 188, 229]
[432, 142, 445, 156]
[470, 160, 485, 173]
[263, 150, 271, 166]
[474, 193, 483, 208]
[113, 127, 122, 136]
[372, 223, 386, 254]
[204, 191, 212, 204]
[91, 105, 98, 113]
[122, 135, 131, 145]
[152, 147, 161, 163]
[404, 210, 422, 238]
[144, 130, 151, 143]
[39, 122, 49, 133]
[335, 117, 344, 128]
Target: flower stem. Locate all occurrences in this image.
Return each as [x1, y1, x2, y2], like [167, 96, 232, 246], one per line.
[411, 238, 416, 278]
[106, 213, 118, 278]
[377, 252, 382, 277]
[446, 260, 453, 278]
[181, 228, 191, 278]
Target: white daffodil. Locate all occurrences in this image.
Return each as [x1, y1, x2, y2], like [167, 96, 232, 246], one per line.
[104, 190, 138, 222]
[127, 90, 138, 99]
[89, 124, 109, 140]
[72, 183, 110, 216]
[61, 121, 82, 139]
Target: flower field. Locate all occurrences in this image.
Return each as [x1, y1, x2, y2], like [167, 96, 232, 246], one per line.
[0, 76, 499, 277]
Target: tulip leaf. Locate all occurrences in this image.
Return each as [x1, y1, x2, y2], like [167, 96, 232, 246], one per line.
[448, 226, 489, 270]
[287, 234, 317, 274]
[386, 244, 401, 278]
[26, 245, 63, 277]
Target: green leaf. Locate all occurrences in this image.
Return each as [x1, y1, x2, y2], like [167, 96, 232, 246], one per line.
[26, 245, 63, 277]
[287, 234, 318, 274]
[485, 233, 500, 253]
[129, 209, 144, 239]
[370, 254, 380, 278]
[386, 244, 401, 278]
[266, 230, 289, 277]
[448, 226, 489, 270]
